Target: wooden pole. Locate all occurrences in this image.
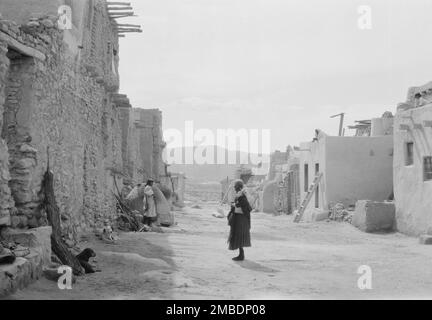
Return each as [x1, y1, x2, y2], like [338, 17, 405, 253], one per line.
[330, 113, 346, 137]
[43, 147, 84, 276]
[107, 7, 133, 11]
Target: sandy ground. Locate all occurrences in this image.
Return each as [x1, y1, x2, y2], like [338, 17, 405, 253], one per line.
[8, 203, 432, 300]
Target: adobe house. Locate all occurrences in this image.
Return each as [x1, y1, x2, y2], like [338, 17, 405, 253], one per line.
[298, 119, 394, 220]
[0, 0, 176, 296]
[0, 0, 127, 240]
[267, 149, 289, 181]
[262, 146, 300, 215]
[394, 82, 432, 236]
[0, 1, 172, 243]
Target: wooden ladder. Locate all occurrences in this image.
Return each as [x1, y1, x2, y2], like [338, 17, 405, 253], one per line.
[293, 173, 323, 223]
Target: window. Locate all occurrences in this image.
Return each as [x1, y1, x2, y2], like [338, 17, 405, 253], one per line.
[424, 157, 432, 181]
[406, 142, 414, 166]
[304, 164, 309, 192]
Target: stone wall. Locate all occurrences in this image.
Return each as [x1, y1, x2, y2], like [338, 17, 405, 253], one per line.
[0, 1, 123, 241]
[0, 1, 172, 244]
[114, 94, 132, 179]
[0, 38, 14, 226]
[113, 96, 172, 194]
[80, 0, 119, 92]
[129, 108, 167, 184]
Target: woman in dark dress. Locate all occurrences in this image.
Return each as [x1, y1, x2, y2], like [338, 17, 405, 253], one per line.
[228, 180, 252, 261]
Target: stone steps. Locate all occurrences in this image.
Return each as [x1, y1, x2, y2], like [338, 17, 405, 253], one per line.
[0, 226, 51, 297]
[0, 249, 43, 297]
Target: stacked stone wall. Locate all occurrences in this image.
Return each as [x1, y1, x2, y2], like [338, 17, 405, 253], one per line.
[0, 6, 122, 241]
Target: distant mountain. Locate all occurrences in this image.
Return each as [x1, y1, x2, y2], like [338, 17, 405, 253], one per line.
[166, 146, 269, 183]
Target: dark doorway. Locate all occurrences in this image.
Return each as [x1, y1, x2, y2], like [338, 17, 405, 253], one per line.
[304, 163, 309, 192]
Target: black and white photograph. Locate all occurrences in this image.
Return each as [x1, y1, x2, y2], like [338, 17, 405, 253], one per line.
[0, 0, 431, 308]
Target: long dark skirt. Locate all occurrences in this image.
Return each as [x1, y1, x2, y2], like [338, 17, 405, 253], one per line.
[228, 213, 251, 250]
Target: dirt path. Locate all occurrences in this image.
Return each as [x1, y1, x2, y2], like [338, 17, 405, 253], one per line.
[8, 203, 432, 300]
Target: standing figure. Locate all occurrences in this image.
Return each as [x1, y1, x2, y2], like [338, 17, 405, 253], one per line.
[143, 179, 157, 226]
[227, 180, 252, 261]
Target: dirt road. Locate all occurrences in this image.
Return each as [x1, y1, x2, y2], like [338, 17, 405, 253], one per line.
[9, 203, 432, 300]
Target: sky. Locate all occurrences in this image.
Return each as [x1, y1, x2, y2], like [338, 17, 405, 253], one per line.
[118, 0, 432, 152]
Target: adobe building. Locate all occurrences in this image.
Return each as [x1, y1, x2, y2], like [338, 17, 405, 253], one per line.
[267, 149, 289, 181]
[0, 0, 177, 295]
[0, 1, 170, 240]
[394, 82, 432, 236]
[0, 0, 125, 240]
[298, 116, 394, 220]
[262, 146, 300, 215]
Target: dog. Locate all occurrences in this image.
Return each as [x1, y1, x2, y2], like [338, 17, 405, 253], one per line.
[76, 248, 97, 274]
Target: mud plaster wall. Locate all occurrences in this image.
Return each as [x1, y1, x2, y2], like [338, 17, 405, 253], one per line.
[267, 150, 288, 181]
[0, 1, 123, 242]
[128, 108, 167, 184]
[117, 105, 131, 177]
[299, 136, 393, 218]
[324, 136, 394, 207]
[394, 103, 432, 236]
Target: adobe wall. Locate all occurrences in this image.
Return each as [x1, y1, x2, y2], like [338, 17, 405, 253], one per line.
[0, 1, 122, 241]
[299, 139, 327, 218]
[299, 135, 393, 218]
[129, 108, 167, 183]
[394, 102, 432, 236]
[267, 150, 288, 181]
[324, 136, 394, 208]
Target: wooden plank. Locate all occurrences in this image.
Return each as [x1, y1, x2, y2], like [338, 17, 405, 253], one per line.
[117, 30, 142, 33]
[108, 7, 133, 11]
[108, 2, 131, 5]
[293, 173, 323, 223]
[110, 15, 138, 19]
[115, 23, 141, 28]
[0, 31, 46, 61]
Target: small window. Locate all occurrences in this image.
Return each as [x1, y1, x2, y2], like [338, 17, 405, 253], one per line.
[406, 142, 414, 166]
[424, 157, 432, 181]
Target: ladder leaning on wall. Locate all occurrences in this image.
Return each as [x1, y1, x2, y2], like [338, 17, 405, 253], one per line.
[293, 173, 323, 223]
